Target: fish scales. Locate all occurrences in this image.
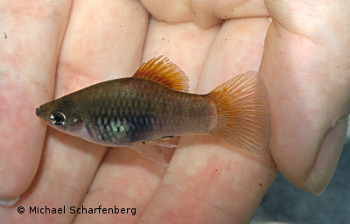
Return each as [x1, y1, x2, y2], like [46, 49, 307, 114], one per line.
[82, 78, 216, 145]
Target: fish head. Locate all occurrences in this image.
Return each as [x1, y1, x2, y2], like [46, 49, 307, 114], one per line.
[36, 96, 84, 136]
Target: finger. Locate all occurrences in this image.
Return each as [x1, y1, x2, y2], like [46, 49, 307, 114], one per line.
[55, 1, 149, 94]
[0, 129, 106, 223]
[261, 0, 350, 195]
[52, 1, 148, 223]
[139, 4, 277, 224]
[142, 18, 220, 89]
[0, 0, 149, 223]
[0, 1, 71, 203]
[73, 148, 166, 223]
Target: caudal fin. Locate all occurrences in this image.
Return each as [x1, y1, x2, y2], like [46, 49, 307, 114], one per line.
[208, 71, 270, 154]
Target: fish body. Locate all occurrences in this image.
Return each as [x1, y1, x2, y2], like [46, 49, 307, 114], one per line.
[36, 56, 270, 165]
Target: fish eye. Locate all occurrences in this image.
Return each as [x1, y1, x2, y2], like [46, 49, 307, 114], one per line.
[50, 111, 66, 126]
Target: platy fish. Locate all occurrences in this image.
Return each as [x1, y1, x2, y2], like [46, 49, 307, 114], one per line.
[36, 56, 270, 166]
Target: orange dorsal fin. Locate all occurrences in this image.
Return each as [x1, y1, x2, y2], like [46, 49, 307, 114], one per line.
[133, 56, 189, 92]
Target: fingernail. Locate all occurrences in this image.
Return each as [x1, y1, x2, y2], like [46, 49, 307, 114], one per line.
[305, 116, 348, 195]
[0, 196, 20, 206]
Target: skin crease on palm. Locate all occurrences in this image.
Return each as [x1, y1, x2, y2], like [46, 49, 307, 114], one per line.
[0, 0, 349, 223]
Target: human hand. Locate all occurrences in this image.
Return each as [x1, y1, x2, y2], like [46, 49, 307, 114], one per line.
[0, 1, 349, 223]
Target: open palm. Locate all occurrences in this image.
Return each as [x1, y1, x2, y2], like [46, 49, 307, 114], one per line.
[1, 1, 349, 223]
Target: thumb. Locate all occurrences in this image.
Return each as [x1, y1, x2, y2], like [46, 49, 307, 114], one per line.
[261, 0, 350, 195]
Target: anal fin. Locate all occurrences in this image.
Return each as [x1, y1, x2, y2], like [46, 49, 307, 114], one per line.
[131, 140, 177, 166]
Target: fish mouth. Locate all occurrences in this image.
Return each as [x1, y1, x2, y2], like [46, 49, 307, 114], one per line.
[36, 106, 43, 117]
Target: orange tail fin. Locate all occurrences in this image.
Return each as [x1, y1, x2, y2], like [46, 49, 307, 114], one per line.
[208, 71, 270, 154]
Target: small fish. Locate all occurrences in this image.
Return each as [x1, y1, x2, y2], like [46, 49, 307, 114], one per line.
[36, 56, 270, 166]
